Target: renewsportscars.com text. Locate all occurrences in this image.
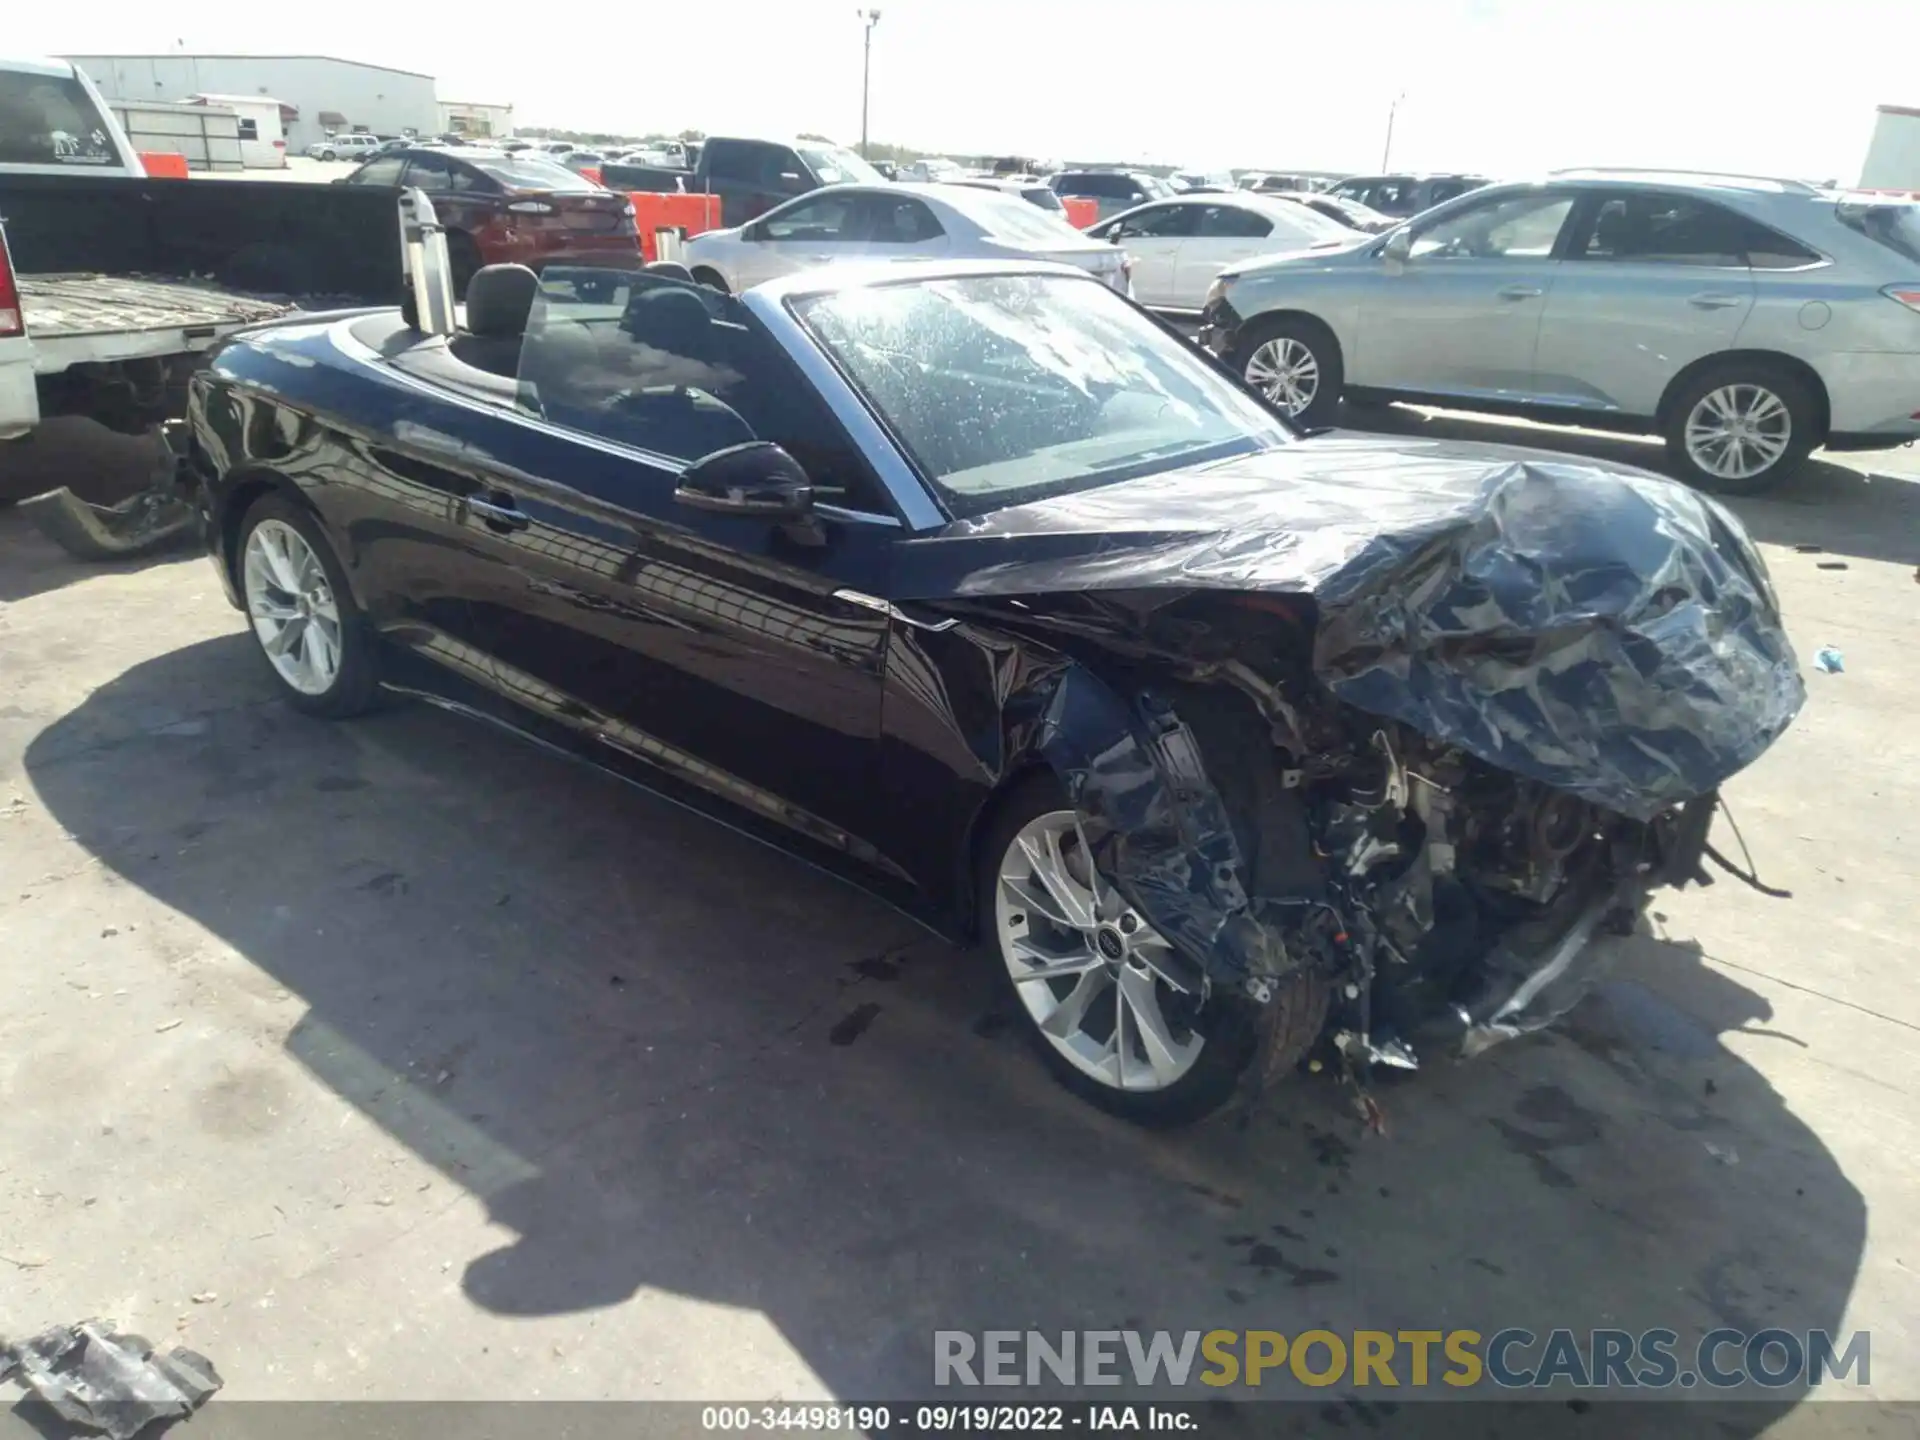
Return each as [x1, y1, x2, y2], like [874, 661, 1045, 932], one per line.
[934, 1328, 1870, 1391]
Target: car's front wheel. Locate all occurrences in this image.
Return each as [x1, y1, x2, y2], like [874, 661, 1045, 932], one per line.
[979, 777, 1325, 1127]
[1233, 315, 1344, 427]
[1663, 363, 1817, 494]
[690, 266, 730, 294]
[237, 496, 381, 718]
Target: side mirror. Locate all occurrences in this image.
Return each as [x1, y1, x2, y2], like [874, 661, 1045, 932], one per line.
[1382, 229, 1412, 263]
[675, 442, 813, 519]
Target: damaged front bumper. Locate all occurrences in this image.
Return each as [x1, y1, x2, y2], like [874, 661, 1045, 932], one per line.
[1030, 660, 1721, 1084]
[17, 419, 199, 564]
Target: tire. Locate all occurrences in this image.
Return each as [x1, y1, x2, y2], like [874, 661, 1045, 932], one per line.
[447, 233, 483, 301]
[1232, 314, 1344, 428]
[235, 495, 382, 719]
[690, 266, 730, 294]
[1662, 362, 1817, 494]
[976, 774, 1327, 1128]
[319, 148, 337, 162]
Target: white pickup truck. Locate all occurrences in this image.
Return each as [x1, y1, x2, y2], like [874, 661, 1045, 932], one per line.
[1, 55, 299, 438]
[2, 55, 297, 552]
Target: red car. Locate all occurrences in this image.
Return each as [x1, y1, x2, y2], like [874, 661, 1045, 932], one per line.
[338, 147, 640, 293]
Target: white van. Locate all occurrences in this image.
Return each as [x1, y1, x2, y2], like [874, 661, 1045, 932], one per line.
[186, 93, 288, 168]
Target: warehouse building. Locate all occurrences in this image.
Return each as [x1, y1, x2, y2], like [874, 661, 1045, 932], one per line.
[66, 54, 440, 154]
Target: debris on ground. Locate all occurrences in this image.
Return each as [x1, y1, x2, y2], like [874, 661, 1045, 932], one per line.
[0, 1320, 222, 1440]
[1816, 561, 1849, 571]
[1815, 647, 1845, 674]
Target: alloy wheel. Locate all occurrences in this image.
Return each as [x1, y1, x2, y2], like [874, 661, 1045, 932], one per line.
[1684, 383, 1791, 482]
[243, 519, 343, 696]
[993, 810, 1204, 1092]
[1244, 337, 1320, 416]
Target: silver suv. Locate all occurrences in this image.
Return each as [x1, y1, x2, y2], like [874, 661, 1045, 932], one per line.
[1200, 171, 1920, 491]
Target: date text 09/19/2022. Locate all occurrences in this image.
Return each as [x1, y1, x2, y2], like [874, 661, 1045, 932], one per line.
[701, 1406, 1192, 1432]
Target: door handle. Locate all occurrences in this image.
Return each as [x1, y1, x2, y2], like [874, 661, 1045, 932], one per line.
[467, 495, 529, 531]
[1688, 292, 1745, 310]
[1498, 284, 1543, 301]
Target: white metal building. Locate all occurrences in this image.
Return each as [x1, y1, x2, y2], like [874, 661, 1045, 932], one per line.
[438, 101, 514, 140]
[65, 54, 439, 154]
[1859, 103, 1920, 193]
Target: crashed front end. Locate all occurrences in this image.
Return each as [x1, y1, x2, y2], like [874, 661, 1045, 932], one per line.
[964, 450, 1804, 1084]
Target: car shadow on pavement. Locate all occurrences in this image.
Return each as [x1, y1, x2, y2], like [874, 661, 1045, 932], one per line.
[20, 635, 1868, 1433]
[1341, 405, 1920, 569]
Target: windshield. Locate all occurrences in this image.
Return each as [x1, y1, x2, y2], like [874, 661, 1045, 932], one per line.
[1021, 185, 1066, 213]
[0, 69, 120, 167]
[792, 273, 1290, 519]
[466, 154, 602, 191]
[799, 144, 884, 185]
[1837, 201, 1920, 264]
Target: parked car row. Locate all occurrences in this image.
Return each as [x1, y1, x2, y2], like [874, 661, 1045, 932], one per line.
[319, 132, 1919, 495]
[682, 183, 1128, 295]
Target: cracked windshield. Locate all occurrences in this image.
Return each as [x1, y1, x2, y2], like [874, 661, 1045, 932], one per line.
[796, 274, 1290, 516]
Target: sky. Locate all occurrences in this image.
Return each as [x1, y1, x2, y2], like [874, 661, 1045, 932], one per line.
[13, 0, 1911, 181]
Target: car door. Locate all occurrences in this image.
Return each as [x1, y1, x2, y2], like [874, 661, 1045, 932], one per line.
[1171, 203, 1291, 309]
[445, 268, 901, 856]
[734, 190, 872, 288]
[1101, 202, 1198, 307]
[1349, 188, 1578, 400]
[1532, 190, 1763, 413]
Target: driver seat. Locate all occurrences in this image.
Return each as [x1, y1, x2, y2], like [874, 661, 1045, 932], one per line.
[451, 264, 538, 376]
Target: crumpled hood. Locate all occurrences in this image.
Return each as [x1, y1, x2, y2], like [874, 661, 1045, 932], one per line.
[894, 435, 1805, 819]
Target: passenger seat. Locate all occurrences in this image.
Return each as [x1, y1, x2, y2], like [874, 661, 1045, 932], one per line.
[451, 264, 539, 377]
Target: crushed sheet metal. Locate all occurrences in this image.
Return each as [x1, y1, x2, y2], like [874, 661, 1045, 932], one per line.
[1035, 665, 1291, 988]
[0, 1320, 222, 1440]
[901, 437, 1804, 820]
[1455, 875, 1646, 1058]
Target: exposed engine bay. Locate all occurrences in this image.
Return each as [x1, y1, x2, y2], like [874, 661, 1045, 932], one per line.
[993, 587, 1724, 1093]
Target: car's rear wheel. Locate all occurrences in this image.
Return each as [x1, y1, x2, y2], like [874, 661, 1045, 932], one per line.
[237, 496, 381, 719]
[1233, 315, 1343, 428]
[978, 776, 1323, 1127]
[1663, 363, 1817, 494]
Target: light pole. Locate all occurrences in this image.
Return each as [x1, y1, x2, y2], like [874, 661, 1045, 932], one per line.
[858, 9, 882, 158]
[1380, 90, 1407, 170]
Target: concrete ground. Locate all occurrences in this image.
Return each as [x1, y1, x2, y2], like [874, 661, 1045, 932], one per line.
[1, 417, 1917, 1435]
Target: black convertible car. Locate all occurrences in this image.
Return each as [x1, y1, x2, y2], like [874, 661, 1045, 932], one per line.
[183, 242, 1804, 1126]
